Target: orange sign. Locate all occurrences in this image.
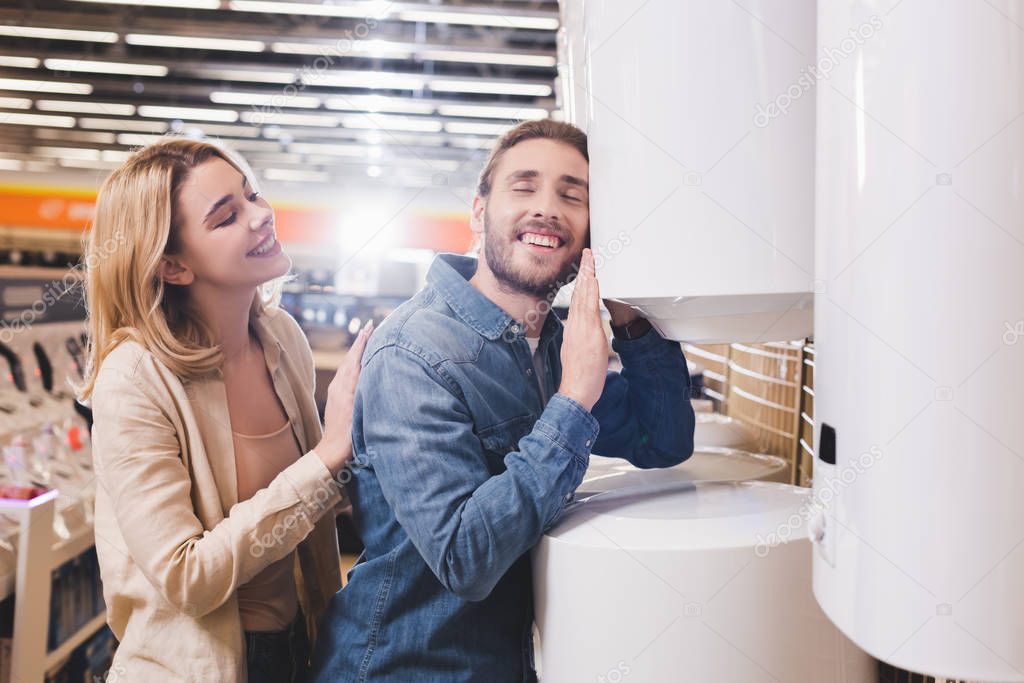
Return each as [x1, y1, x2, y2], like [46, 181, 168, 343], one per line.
[0, 185, 473, 253]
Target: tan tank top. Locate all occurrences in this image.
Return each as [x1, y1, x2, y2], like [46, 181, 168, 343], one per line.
[233, 420, 303, 632]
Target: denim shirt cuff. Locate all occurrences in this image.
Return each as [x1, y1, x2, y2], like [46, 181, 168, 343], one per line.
[534, 394, 600, 466]
[611, 327, 680, 361]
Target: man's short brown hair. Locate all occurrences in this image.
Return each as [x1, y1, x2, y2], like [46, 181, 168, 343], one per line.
[475, 119, 588, 197]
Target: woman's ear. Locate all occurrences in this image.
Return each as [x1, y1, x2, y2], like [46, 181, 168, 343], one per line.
[159, 255, 194, 286]
[470, 194, 486, 236]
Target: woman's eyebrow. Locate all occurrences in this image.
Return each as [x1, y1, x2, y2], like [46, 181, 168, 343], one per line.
[203, 176, 248, 223]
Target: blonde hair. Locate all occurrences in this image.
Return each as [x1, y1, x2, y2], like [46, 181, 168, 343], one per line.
[77, 137, 284, 401]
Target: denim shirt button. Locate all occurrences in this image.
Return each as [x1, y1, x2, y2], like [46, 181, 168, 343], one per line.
[585, 439, 592, 447]
[525, 368, 532, 375]
[510, 323, 521, 334]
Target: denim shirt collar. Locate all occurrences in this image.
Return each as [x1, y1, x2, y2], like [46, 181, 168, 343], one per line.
[428, 253, 563, 344]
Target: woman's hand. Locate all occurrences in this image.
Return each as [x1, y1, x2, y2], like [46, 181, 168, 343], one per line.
[557, 249, 609, 412]
[314, 320, 374, 476]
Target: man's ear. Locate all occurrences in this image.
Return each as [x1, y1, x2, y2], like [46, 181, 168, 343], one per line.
[470, 194, 486, 236]
[159, 254, 194, 286]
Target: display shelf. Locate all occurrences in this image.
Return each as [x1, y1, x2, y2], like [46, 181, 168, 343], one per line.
[0, 491, 101, 683]
[50, 522, 94, 570]
[44, 612, 105, 673]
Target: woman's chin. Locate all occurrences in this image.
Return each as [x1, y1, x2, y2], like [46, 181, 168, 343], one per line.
[252, 251, 292, 282]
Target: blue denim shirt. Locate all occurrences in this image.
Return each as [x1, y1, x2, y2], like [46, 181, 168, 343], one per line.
[311, 254, 695, 682]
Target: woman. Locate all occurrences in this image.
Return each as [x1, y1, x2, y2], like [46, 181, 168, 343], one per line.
[77, 137, 370, 682]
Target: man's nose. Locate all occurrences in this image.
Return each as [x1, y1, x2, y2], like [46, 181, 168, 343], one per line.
[530, 188, 561, 222]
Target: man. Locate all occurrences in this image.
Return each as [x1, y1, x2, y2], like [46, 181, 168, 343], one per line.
[311, 120, 695, 682]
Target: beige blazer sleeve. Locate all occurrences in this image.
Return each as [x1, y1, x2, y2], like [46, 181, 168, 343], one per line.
[91, 365, 343, 619]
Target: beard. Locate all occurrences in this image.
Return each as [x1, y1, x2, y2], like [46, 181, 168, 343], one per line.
[482, 209, 580, 299]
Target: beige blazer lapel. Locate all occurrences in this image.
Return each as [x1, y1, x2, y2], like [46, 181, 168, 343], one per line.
[186, 375, 239, 515]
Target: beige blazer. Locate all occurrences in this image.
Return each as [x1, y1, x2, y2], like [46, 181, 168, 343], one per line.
[90, 306, 345, 682]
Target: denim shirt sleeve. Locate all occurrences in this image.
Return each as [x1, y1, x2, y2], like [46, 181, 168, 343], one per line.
[358, 344, 599, 602]
[590, 329, 695, 468]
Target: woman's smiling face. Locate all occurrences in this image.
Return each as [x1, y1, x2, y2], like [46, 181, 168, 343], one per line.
[168, 156, 290, 290]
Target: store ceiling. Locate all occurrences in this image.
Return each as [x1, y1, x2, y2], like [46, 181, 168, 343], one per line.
[0, 0, 560, 189]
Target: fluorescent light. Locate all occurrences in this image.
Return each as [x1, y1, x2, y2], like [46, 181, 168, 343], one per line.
[0, 78, 91, 95]
[37, 100, 136, 116]
[172, 122, 262, 138]
[117, 133, 165, 146]
[240, 111, 338, 127]
[271, 40, 412, 60]
[79, 117, 168, 132]
[0, 112, 75, 127]
[264, 168, 330, 182]
[230, 1, 388, 18]
[302, 71, 426, 91]
[420, 49, 555, 68]
[431, 79, 551, 97]
[366, 165, 382, 178]
[126, 33, 265, 52]
[396, 10, 558, 30]
[0, 97, 31, 109]
[211, 91, 321, 108]
[289, 142, 363, 157]
[43, 58, 168, 77]
[57, 158, 121, 170]
[35, 129, 116, 144]
[102, 150, 132, 162]
[422, 159, 463, 172]
[445, 121, 513, 136]
[324, 95, 434, 115]
[139, 105, 239, 122]
[0, 25, 118, 43]
[33, 146, 100, 160]
[231, 0, 558, 30]
[273, 39, 552, 66]
[71, 0, 220, 7]
[0, 56, 39, 68]
[199, 68, 296, 84]
[0, 159, 24, 171]
[340, 114, 442, 133]
[215, 139, 281, 152]
[437, 104, 548, 120]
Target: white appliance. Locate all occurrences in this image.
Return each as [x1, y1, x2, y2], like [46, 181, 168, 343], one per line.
[534, 482, 873, 682]
[811, 2, 1024, 679]
[578, 448, 787, 495]
[694, 413, 761, 451]
[583, 0, 816, 343]
[556, 0, 588, 131]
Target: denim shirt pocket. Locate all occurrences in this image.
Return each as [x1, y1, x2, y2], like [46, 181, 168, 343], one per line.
[476, 414, 536, 471]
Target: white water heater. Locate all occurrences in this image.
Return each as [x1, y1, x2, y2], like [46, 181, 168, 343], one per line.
[555, 0, 587, 132]
[811, 2, 1024, 680]
[584, 0, 816, 343]
[534, 482, 873, 682]
[577, 448, 787, 496]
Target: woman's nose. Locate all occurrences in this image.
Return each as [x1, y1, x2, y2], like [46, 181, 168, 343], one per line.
[249, 206, 272, 231]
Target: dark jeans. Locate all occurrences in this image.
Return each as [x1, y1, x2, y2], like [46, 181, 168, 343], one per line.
[245, 615, 309, 683]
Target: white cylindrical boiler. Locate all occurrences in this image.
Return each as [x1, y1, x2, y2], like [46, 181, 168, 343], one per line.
[578, 447, 787, 496]
[694, 413, 762, 451]
[582, 0, 816, 343]
[811, 2, 1024, 680]
[556, 0, 587, 131]
[533, 481, 873, 682]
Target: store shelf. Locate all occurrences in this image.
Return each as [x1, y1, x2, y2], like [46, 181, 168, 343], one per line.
[50, 523, 94, 569]
[0, 491, 101, 683]
[44, 612, 105, 673]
